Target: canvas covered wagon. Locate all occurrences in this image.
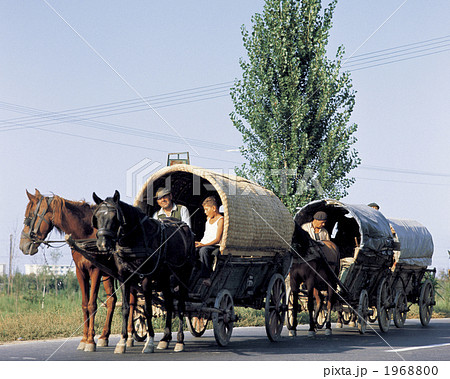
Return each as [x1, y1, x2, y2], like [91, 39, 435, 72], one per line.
[388, 218, 435, 328]
[134, 164, 295, 345]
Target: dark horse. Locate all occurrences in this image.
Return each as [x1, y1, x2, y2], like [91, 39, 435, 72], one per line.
[19, 189, 117, 352]
[92, 190, 195, 354]
[288, 223, 340, 337]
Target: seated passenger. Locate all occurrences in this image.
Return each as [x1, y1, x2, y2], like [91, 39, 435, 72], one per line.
[195, 196, 224, 286]
[152, 187, 191, 227]
[301, 211, 330, 242]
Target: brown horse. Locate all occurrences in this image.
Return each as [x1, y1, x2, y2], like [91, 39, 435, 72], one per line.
[19, 189, 119, 352]
[288, 224, 340, 337]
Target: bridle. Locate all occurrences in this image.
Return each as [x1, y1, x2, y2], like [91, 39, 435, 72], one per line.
[22, 196, 54, 244]
[92, 200, 126, 243]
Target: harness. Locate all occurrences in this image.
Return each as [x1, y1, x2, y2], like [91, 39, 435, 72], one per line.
[22, 196, 54, 243]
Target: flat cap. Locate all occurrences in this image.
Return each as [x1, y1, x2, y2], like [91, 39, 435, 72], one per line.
[367, 202, 380, 209]
[313, 211, 327, 221]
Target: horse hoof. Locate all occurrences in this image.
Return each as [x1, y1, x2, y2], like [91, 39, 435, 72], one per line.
[114, 344, 126, 354]
[307, 331, 316, 338]
[142, 345, 154, 353]
[126, 339, 134, 348]
[157, 340, 169, 350]
[336, 323, 343, 328]
[325, 329, 332, 336]
[84, 343, 96, 352]
[288, 329, 297, 337]
[174, 343, 184, 352]
[97, 338, 108, 347]
[349, 322, 356, 327]
[77, 342, 86, 350]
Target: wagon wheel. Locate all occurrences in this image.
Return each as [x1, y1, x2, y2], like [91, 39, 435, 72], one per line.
[286, 288, 296, 330]
[212, 289, 235, 347]
[357, 290, 369, 334]
[315, 309, 327, 329]
[342, 310, 352, 325]
[265, 273, 287, 342]
[186, 315, 209, 337]
[132, 304, 147, 342]
[368, 307, 378, 323]
[419, 279, 434, 326]
[377, 277, 392, 333]
[393, 289, 408, 328]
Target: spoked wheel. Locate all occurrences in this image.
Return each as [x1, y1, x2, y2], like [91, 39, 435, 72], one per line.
[212, 289, 235, 347]
[357, 290, 369, 334]
[186, 315, 209, 337]
[368, 307, 378, 323]
[419, 279, 434, 326]
[265, 274, 287, 342]
[342, 310, 352, 325]
[132, 304, 147, 342]
[315, 309, 327, 329]
[286, 289, 296, 331]
[377, 278, 392, 333]
[393, 289, 408, 328]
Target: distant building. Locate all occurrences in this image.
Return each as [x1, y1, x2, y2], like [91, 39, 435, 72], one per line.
[0, 263, 6, 275]
[24, 264, 75, 276]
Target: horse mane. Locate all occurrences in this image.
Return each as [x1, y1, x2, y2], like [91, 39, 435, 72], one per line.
[51, 195, 95, 237]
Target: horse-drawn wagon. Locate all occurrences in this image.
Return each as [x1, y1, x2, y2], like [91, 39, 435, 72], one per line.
[69, 164, 294, 351]
[387, 218, 435, 328]
[286, 199, 435, 335]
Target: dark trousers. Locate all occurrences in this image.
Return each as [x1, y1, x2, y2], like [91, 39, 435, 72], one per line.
[197, 245, 217, 278]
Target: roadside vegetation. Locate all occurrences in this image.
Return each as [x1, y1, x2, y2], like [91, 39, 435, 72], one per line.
[0, 272, 448, 343]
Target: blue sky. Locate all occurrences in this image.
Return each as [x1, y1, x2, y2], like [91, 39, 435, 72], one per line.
[0, 0, 449, 274]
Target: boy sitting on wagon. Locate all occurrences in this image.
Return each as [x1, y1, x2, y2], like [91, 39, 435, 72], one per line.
[195, 196, 224, 287]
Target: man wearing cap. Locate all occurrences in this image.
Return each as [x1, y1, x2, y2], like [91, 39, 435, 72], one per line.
[152, 187, 191, 227]
[368, 202, 380, 210]
[301, 211, 330, 241]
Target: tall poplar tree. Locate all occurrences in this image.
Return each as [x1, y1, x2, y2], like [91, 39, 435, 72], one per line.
[230, 0, 360, 213]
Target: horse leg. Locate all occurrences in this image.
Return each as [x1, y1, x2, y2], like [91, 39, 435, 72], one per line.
[82, 268, 101, 352]
[349, 311, 357, 327]
[174, 285, 187, 352]
[141, 284, 155, 353]
[307, 286, 316, 338]
[114, 283, 131, 354]
[325, 287, 333, 336]
[313, 287, 322, 330]
[75, 267, 89, 351]
[126, 290, 137, 348]
[157, 287, 173, 350]
[289, 290, 300, 337]
[97, 276, 117, 348]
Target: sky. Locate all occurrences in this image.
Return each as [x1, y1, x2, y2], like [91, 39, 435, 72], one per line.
[0, 0, 449, 275]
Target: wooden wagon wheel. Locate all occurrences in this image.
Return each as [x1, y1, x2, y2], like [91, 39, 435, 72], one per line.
[265, 273, 287, 342]
[286, 288, 296, 331]
[419, 279, 434, 326]
[357, 290, 369, 334]
[212, 289, 235, 347]
[377, 277, 392, 333]
[132, 304, 147, 342]
[186, 315, 209, 338]
[393, 289, 408, 328]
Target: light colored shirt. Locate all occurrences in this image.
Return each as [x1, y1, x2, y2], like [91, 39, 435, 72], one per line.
[301, 221, 330, 241]
[153, 203, 191, 228]
[200, 216, 223, 245]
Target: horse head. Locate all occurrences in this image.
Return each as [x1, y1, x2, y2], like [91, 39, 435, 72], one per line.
[92, 190, 125, 252]
[19, 189, 55, 255]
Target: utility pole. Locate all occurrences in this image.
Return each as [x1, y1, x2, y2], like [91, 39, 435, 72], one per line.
[8, 234, 13, 295]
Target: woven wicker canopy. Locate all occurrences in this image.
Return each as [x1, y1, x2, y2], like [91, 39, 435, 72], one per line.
[134, 164, 294, 256]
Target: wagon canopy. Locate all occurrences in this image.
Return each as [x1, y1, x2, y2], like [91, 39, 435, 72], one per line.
[388, 218, 433, 267]
[134, 164, 294, 256]
[294, 199, 394, 255]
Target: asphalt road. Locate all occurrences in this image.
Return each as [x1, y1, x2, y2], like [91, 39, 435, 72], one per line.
[1, 319, 449, 362]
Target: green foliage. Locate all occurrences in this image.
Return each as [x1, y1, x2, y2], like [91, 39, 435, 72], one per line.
[230, 0, 360, 212]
